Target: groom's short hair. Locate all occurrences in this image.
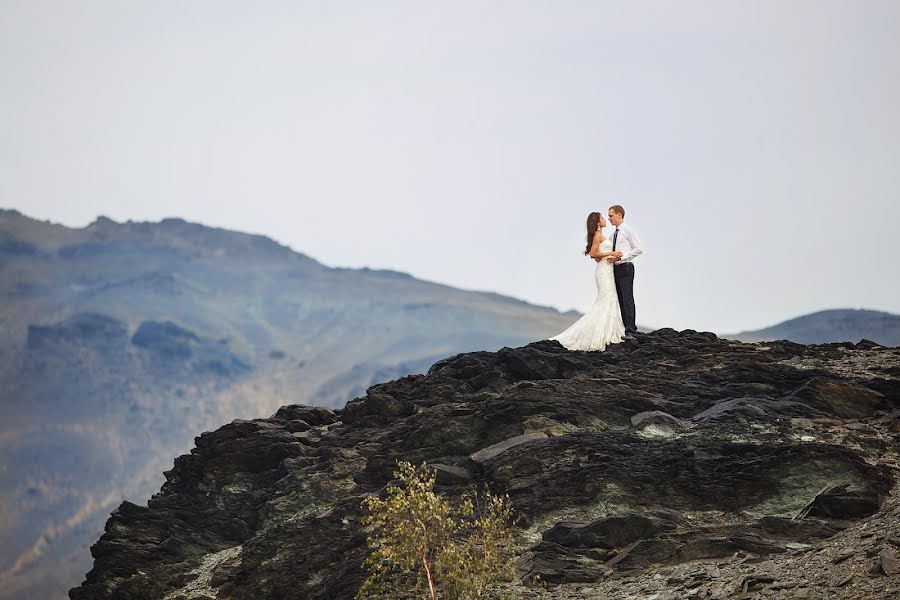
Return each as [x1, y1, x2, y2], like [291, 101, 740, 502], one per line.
[609, 205, 625, 217]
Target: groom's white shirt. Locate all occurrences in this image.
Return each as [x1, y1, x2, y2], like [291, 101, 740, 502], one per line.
[612, 223, 643, 264]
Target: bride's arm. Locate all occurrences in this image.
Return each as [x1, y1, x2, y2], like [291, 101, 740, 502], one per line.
[589, 233, 621, 260]
[589, 232, 603, 259]
[591, 231, 622, 260]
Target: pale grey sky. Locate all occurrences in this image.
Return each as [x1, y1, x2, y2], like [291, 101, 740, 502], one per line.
[2, 1, 898, 333]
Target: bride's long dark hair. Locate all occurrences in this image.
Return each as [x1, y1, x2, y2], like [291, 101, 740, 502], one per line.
[584, 212, 601, 256]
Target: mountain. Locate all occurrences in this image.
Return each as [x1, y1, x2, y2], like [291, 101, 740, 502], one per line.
[0, 208, 576, 600]
[726, 309, 900, 347]
[69, 331, 900, 599]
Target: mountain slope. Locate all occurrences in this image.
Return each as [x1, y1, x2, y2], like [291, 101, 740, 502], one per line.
[0, 208, 576, 600]
[70, 331, 900, 599]
[726, 309, 900, 347]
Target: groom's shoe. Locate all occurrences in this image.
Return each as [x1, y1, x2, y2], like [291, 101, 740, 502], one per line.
[624, 332, 638, 340]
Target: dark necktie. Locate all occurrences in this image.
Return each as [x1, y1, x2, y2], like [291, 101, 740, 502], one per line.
[612, 228, 619, 251]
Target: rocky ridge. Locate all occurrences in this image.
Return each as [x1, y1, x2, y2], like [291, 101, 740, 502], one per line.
[70, 330, 900, 599]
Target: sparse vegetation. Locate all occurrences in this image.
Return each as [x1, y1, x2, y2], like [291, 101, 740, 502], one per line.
[356, 461, 518, 600]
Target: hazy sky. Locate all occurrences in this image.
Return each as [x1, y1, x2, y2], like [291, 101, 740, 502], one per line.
[2, 1, 899, 332]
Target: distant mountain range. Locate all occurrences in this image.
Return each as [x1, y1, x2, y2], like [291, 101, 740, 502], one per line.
[0, 208, 577, 600]
[725, 309, 900, 347]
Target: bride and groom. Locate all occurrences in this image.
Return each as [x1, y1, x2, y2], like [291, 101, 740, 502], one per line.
[550, 205, 643, 352]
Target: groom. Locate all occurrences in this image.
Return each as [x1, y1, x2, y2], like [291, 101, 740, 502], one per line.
[601, 204, 642, 338]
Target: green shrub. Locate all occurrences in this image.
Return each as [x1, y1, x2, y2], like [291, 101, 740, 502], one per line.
[356, 461, 517, 599]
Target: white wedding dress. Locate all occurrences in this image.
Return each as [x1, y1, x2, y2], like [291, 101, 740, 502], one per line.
[550, 239, 626, 351]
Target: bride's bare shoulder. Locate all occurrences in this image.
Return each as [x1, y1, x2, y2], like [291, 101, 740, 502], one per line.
[594, 230, 605, 243]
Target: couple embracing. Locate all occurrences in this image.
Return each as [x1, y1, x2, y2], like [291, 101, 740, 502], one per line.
[550, 205, 643, 352]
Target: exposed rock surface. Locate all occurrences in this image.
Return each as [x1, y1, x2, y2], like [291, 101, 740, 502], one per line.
[0, 208, 575, 600]
[70, 330, 900, 599]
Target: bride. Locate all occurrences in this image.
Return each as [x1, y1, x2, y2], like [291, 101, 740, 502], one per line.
[549, 212, 626, 351]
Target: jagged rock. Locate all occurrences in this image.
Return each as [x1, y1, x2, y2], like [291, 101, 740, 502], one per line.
[755, 516, 843, 540]
[788, 376, 886, 419]
[769, 581, 800, 590]
[430, 463, 473, 485]
[692, 397, 818, 422]
[270, 405, 338, 425]
[875, 548, 898, 575]
[606, 538, 680, 569]
[630, 411, 690, 437]
[69, 331, 900, 600]
[469, 432, 548, 463]
[340, 391, 414, 425]
[832, 573, 854, 587]
[516, 541, 613, 584]
[795, 484, 882, 520]
[284, 419, 311, 432]
[740, 574, 776, 592]
[543, 510, 690, 549]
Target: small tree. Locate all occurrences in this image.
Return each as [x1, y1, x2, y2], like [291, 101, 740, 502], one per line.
[356, 461, 517, 600]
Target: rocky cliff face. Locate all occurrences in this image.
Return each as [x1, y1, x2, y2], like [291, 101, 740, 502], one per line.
[70, 331, 900, 599]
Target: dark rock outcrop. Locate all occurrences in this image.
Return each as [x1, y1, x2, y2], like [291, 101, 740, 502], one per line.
[27, 312, 128, 352]
[70, 331, 900, 599]
[130, 320, 251, 377]
[542, 509, 691, 549]
[131, 320, 201, 358]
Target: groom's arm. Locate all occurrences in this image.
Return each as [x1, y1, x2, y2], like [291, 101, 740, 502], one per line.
[621, 226, 643, 262]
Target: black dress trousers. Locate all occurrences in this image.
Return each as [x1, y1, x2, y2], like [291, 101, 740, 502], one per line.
[613, 262, 636, 333]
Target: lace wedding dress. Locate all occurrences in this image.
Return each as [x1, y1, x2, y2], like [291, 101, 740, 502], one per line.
[550, 239, 626, 351]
